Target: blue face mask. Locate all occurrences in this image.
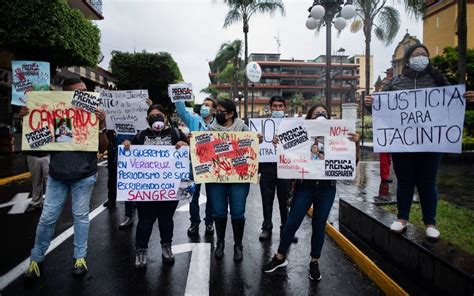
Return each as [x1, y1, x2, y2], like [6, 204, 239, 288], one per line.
[200, 105, 211, 118]
[272, 110, 285, 118]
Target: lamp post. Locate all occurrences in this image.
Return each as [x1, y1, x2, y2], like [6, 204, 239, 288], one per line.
[338, 47, 345, 118]
[306, 0, 355, 117]
[236, 91, 244, 118]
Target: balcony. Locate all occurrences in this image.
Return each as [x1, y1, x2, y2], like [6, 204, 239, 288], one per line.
[67, 0, 104, 20]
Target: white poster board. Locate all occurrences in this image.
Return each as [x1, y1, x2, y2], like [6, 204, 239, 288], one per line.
[168, 83, 193, 102]
[277, 119, 357, 180]
[249, 118, 281, 162]
[116, 145, 191, 201]
[372, 84, 466, 153]
[101, 89, 149, 135]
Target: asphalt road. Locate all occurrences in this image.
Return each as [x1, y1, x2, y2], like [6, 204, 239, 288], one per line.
[0, 165, 381, 295]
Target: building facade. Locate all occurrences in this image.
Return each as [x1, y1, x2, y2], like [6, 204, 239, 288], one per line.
[209, 53, 360, 118]
[349, 54, 374, 96]
[423, 0, 474, 56]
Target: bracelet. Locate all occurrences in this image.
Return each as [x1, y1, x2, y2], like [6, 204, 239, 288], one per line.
[99, 127, 107, 134]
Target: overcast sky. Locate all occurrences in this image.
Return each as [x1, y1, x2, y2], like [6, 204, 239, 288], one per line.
[97, 0, 422, 103]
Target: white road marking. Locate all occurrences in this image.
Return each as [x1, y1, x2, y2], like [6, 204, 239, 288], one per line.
[173, 243, 211, 296]
[0, 205, 107, 290]
[176, 194, 207, 212]
[0, 193, 30, 214]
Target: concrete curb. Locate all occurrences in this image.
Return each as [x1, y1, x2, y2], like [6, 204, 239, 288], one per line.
[307, 208, 408, 296]
[0, 172, 31, 186]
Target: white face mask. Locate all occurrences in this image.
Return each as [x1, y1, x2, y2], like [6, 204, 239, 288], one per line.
[181, 127, 190, 136]
[409, 56, 429, 72]
[315, 116, 327, 122]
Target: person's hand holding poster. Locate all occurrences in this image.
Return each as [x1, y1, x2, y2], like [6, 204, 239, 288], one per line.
[190, 131, 259, 183]
[116, 145, 191, 202]
[11, 61, 50, 106]
[22, 91, 99, 151]
[168, 83, 193, 102]
[277, 119, 356, 180]
[100, 89, 149, 134]
[371, 84, 466, 153]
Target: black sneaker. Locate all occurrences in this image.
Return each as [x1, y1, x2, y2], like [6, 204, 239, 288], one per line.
[187, 223, 199, 236]
[262, 255, 288, 273]
[205, 224, 214, 236]
[259, 229, 272, 241]
[161, 243, 175, 264]
[24, 260, 42, 279]
[73, 258, 88, 276]
[309, 261, 322, 281]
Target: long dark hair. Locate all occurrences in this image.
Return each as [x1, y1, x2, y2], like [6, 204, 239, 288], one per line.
[306, 104, 330, 120]
[402, 43, 447, 86]
[217, 99, 238, 120]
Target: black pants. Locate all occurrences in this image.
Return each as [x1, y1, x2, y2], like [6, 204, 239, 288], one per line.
[135, 201, 179, 249]
[107, 133, 117, 203]
[259, 163, 291, 231]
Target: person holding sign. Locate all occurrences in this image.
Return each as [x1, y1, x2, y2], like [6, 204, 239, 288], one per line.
[122, 104, 189, 268]
[25, 78, 108, 278]
[206, 99, 260, 263]
[263, 104, 360, 282]
[175, 97, 216, 237]
[258, 96, 293, 242]
[365, 44, 474, 240]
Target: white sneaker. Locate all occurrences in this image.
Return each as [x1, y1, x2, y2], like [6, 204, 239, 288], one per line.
[425, 226, 440, 240]
[390, 221, 407, 233]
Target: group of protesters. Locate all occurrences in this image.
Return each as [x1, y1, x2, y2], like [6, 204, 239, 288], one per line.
[21, 43, 474, 283]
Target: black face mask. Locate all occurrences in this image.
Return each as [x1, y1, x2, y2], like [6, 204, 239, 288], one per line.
[148, 115, 165, 131]
[216, 112, 228, 125]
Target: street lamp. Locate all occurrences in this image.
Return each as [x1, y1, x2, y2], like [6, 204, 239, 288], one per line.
[235, 91, 244, 118]
[338, 47, 346, 118]
[306, 0, 355, 116]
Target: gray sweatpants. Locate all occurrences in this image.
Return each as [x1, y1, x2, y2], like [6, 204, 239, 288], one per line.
[27, 155, 50, 206]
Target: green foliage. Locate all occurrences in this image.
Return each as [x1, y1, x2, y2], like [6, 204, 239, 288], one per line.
[432, 47, 474, 90]
[0, 0, 100, 67]
[110, 51, 183, 113]
[381, 201, 474, 254]
[201, 86, 219, 99]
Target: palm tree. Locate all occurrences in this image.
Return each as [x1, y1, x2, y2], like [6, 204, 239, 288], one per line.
[350, 0, 400, 97]
[212, 39, 243, 98]
[222, 0, 285, 119]
[458, 0, 467, 84]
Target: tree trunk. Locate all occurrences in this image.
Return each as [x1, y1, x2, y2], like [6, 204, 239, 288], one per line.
[457, 0, 467, 84]
[243, 18, 249, 120]
[364, 22, 372, 97]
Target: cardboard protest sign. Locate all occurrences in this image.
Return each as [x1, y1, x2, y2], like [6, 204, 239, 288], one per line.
[22, 91, 99, 151]
[168, 83, 193, 102]
[372, 84, 466, 153]
[71, 90, 101, 113]
[116, 145, 191, 202]
[11, 61, 50, 106]
[190, 131, 259, 183]
[101, 89, 149, 134]
[249, 118, 281, 162]
[277, 119, 357, 180]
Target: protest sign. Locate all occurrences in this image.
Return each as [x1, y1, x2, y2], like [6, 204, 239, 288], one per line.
[372, 84, 466, 153]
[116, 145, 191, 202]
[11, 61, 50, 106]
[277, 119, 356, 180]
[249, 118, 281, 162]
[22, 91, 99, 151]
[71, 90, 101, 113]
[101, 89, 149, 134]
[168, 83, 193, 102]
[190, 131, 259, 183]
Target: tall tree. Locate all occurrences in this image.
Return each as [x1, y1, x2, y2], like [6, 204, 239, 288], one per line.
[350, 0, 401, 97]
[212, 40, 243, 98]
[110, 51, 183, 113]
[432, 46, 474, 90]
[222, 0, 285, 119]
[0, 0, 100, 69]
[457, 0, 467, 84]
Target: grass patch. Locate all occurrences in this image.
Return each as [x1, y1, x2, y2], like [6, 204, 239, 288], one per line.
[380, 201, 474, 254]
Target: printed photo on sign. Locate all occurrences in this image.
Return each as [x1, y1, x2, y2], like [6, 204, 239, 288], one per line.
[190, 131, 260, 184]
[277, 119, 356, 180]
[54, 118, 73, 143]
[371, 84, 466, 153]
[11, 61, 50, 106]
[21, 91, 99, 151]
[116, 145, 191, 202]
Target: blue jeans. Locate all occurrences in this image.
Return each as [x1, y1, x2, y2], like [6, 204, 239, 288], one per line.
[189, 183, 213, 225]
[392, 152, 442, 225]
[207, 183, 250, 221]
[278, 180, 336, 259]
[31, 174, 97, 262]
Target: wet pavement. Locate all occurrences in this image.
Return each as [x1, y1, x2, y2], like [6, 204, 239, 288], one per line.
[0, 165, 382, 295]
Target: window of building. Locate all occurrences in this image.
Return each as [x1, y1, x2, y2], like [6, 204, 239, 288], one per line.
[355, 58, 360, 64]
